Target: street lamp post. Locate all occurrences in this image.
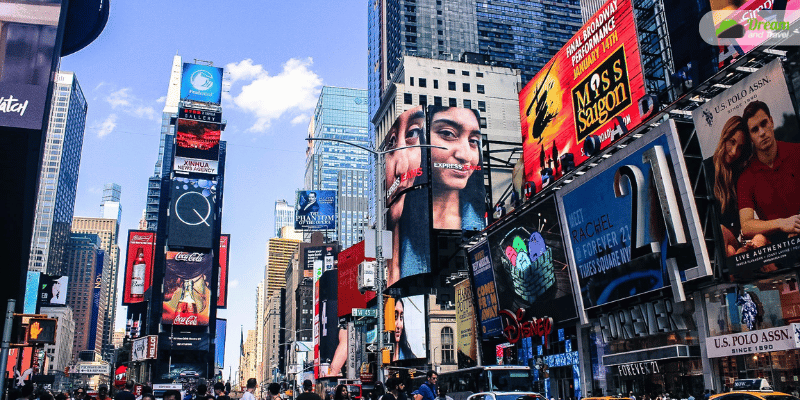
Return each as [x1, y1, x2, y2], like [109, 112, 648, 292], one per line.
[305, 137, 445, 384]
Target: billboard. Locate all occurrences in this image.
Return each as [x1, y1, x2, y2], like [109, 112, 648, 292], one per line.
[131, 335, 158, 361]
[519, 0, 646, 193]
[158, 332, 210, 351]
[179, 107, 222, 123]
[337, 241, 372, 317]
[215, 319, 227, 369]
[295, 190, 336, 230]
[380, 106, 432, 288]
[162, 251, 213, 326]
[181, 63, 223, 104]
[217, 234, 230, 308]
[692, 59, 800, 280]
[37, 274, 67, 307]
[454, 279, 478, 368]
[168, 177, 217, 248]
[174, 119, 221, 176]
[486, 196, 578, 329]
[23, 271, 40, 314]
[427, 106, 486, 231]
[88, 250, 105, 351]
[390, 294, 426, 361]
[310, 244, 337, 378]
[122, 231, 156, 305]
[557, 121, 710, 309]
[468, 240, 502, 337]
[318, 268, 343, 378]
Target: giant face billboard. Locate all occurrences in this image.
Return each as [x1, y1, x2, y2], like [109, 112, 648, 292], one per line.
[557, 121, 710, 309]
[519, 0, 646, 193]
[123, 231, 156, 305]
[162, 251, 213, 326]
[381, 106, 432, 288]
[486, 196, 578, 331]
[295, 190, 337, 230]
[391, 294, 426, 361]
[692, 59, 800, 280]
[181, 63, 223, 104]
[168, 177, 217, 248]
[427, 106, 486, 232]
[174, 119, 221, 176]
[217, 234, 229, 308]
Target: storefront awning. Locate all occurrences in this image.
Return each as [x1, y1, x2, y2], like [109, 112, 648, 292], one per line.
[603, 344, 701, 366]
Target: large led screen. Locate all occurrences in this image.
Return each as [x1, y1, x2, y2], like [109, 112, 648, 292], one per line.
[295, 190, 337, 230]
[381, 106, 432, 287]
[318, 268, 344, 378]
[162, 251, 213, 326]
[390, 294, 426, 361]
[181, 63, 223, 104]
[215, 318, 226, 369]
[174, 119, 221, 176]
[468, 240, 502, 337]
[337, 241, 371, 317]
[37, 274, 68, 307]
[557, 121, 709, 309]
[217, 234, 229, 308]
[122, 231, 156, 305]
[168, 177, 217, 248]
[454, 279, 478, 368]
[427, 106, 486, 231]
[487, 196, 578, 324]
[519, 0, 646, 193]
[692, 59, 800, 280]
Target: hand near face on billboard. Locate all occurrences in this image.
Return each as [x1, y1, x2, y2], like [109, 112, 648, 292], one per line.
[429, 106, 483, 230]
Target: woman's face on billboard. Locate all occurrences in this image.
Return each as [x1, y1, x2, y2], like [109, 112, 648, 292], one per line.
[394, 299, 404, 342]
[724, 130, 747, 165]
[430, 108, 481, 191]
[384, 106, 424, 222]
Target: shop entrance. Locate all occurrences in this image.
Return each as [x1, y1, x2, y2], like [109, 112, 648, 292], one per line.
[549, 366, 575, 400]
[717, 351, 800, 394]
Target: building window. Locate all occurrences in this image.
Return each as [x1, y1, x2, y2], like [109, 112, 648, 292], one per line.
[448, 81, 456, 91]
[438, 40, 444, 45]
[480, 117, 487, 128]
[478, 101, 486, 112]
[433, 80, 438, 89]
[410, 77, 414, 86]
[477, 84, 485, 94]
[463, 99, 472, 109]
[437, 10, 442, 15]
[434, 96, 442, 106]
[476, 72, 484, 78]
[419, 95, 427, 106]
[449, 98, 457, 107]
[438, 30, 443, 36]
[404, 93, 413, 105]
[441, 327, 455, 364]
[462, 71, 469, 76]
[447, 69, 455, 74]
[419, 78, 427, 88]
[437, 19, 443, 25]
[463, 83, 470, 92]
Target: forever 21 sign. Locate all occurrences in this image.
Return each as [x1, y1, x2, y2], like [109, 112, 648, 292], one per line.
[705, 324, 800, 358]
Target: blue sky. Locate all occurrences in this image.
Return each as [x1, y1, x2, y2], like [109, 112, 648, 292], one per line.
[60, 0, 367, 381]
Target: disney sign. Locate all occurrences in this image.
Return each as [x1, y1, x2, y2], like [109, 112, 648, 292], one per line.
[499, 308, 553, 348]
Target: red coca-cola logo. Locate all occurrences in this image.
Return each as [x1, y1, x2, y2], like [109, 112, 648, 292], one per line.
[174, 253, 205, 262]
[499, 308, 553, 348]
[173, 315, 199, 325]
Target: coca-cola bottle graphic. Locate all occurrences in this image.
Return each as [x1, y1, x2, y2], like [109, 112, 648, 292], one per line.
[131, 248, 146, 298]
[175, 278, 200, 325]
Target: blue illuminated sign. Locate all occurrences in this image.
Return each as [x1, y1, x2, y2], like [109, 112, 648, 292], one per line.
[181, 63, 223, 104]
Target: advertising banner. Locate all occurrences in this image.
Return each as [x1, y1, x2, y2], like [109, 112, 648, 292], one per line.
[174, 119, 221, 175]
[557, 121, 709, 308]
[215, 319, 227, 369]
[706, 323, 800, 358]
[23, 271, 40, 314]
[168, 177, 217, 248]
[179, 107, 222, 123]
[691, 59, 800, 280]
[519, 0, 646, 193]
[468, 240, 502, 337]
[427, 106, 486, 231]
[318, 268, 342, 378]
[88, 250, 105, 351]
[158, 332, 210, 351]
[217, 234, 229, 308]
[455, 279, 478, 368]
[486, 196, 578, 336]
[391, 294, 426, 361]
[181, 63, 223, 104]
[131, 335, 158, 361]
[337, 241, 372, 317]
[295, 190, 337, 230]
[76, 363, 110, 375]
[122, 231, 156, 305]
[37, 274, 67, 307]
[174, 156, 219, 176]
[162, 251, 213, 326]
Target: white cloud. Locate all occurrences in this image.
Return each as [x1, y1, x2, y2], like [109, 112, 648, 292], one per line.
[106, 88, 131, 108]
[226, 57, 322, 132]
[104, 87, 159, 121]
[156, 95, 167, 104]
[229, 279, 239, 289]
[96, 114, 117, 138]
[291, 114, 308, 125]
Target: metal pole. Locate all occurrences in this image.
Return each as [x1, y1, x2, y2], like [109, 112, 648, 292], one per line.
[0, 299, 17, 399]
[375, 152, 384, 385]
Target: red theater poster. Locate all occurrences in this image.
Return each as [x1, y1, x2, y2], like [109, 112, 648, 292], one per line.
[162, 251, 213, 326]
[519, 0, 646, 193]
[122, 231, 156, 305]
[217, 234, 229, 308]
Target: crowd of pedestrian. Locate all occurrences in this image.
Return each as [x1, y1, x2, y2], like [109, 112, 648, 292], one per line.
[7, 378, 235, 400]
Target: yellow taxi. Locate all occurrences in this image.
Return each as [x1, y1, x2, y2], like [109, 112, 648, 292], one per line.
[711, 379, 800, 400]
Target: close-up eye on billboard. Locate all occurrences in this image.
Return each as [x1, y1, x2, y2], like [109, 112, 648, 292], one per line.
[123, 230, 156, 305]
[427, 106, 486, 232]
[174, 119, 221, 176]
[168, 177, 217, 249]
[557, 121, 709, 309]
[162, 251, 213, 326]
[692, 59, 800, 280]
[181, 63, 223, 104]
[390, 294, 426, 362]
[381, 106, 432, 288]
[519, 0, 646, 194]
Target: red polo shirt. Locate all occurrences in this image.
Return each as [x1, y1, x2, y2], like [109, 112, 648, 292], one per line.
[737, 141, 800, 220]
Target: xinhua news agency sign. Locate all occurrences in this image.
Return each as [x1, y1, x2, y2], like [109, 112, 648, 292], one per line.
[705, 323, 800, 358]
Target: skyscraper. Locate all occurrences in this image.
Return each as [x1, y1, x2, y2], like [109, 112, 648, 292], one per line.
[274, 199, 295, 237]
[265, 238, 301, 297]
[305, 86, 370, 248]
[28, 72, 88, 275]
[100, 183, 122, 235]
[64, 233, 108, 362]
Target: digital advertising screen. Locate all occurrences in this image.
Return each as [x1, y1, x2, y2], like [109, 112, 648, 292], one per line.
[486, 196, 578, 324]
[217, 234, 229, 308]
[468, 239, 502, 337]
[37, 274, 68, 307]
[427, 106, 486, 232]
[337, 241, 373, 317]
[181, 63, 223, 104]
[557, 121, 709, 309]
[692, 59, 800, 280]
[215, 319, 227, 369]
[88, 250, 105, 350]
[318, 268, 342, 378]
[179, 107, 222, 123]
[122, 231, 156, 305]
[162, 251, 213, 326]
[295, 190, 337, 230]
[174, 119, 221, 175]
[519, 0, 646, 194]
[390, 294, 426, 361]
[454, 279, 478, 368]
[381, 106, 432, 288]
[168, 177, 217, 249]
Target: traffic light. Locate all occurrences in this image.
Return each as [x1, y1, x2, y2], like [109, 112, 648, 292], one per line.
[26, 318, 57, 344]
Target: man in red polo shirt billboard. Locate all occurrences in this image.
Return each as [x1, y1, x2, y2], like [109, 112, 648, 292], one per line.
[692, 58, 800, 279]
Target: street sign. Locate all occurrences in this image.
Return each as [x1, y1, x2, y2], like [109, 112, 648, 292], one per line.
[366, 344, 377, 353]
[352, 308, 377, 318]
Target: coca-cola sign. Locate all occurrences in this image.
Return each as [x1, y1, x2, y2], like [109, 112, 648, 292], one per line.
[173, 315, 199, 326]
[174, 252, 206, 262]
[162, 251, 213, 326]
